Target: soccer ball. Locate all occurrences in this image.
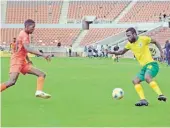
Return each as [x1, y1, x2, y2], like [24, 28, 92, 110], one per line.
[112, 88, 124, 100]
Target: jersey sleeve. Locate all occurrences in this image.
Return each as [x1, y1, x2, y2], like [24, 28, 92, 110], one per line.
[125, 42, 131, 50]
[144, 36, 151, 45]
[22, 35, 29, 44]
[19, 31, 30, 44]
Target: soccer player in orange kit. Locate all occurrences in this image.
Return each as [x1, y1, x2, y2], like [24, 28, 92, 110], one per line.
[1, 19, 51, 99]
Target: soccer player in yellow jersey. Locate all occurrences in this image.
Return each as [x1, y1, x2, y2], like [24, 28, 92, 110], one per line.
[107, 27, 167, 106]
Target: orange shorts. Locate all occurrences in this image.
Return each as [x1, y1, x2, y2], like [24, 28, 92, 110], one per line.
[10, 62, 32, 75]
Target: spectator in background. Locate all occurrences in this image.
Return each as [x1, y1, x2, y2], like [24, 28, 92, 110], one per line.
[101, 45, 104, 57]
[69, 45, 72, 57]
[10, 38, 16, 54]
[159, 13, 162, 22]
[96, 44, 102, 57]
[104, 44, 109, 57]
[88, 46, 93, 58]
[163, 13, 167, 21]
[164, 40, 170, 66]
[163, 49, 167, 63]
[113, 45, 119, 62]
[57, 42, 61, 47]
[0, 45, 4, 51]
[83, 46, 88, 57]
[93, 48, 98, 57]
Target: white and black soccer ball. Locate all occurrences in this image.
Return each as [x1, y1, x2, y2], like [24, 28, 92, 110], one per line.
[112, 88, 124, 100]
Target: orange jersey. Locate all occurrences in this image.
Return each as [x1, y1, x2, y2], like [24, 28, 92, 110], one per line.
[10, 30, 30, 65]
[10, 42, 17, 54]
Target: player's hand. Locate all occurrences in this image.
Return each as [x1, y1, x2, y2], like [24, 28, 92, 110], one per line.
[43, 54, 51, 62]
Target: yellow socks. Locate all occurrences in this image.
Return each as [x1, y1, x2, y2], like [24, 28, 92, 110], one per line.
[149, 81, 162, 95]
[135, 84, 145, 100]
[135, 81, 162, 100]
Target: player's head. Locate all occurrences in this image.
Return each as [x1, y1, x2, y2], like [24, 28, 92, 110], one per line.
[114, 45, 119, 51]
[24, 19, 35, 34]
[165, 40, 169, 44]
[126, 27, 138, 43]
[13, 38, 16, 42]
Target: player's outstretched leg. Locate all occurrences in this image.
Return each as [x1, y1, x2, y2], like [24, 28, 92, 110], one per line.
[133, 77, 149, 106]
[1, 73, 19, 92]
[145, 74, 167, 102]
[27, 67, 51, 99]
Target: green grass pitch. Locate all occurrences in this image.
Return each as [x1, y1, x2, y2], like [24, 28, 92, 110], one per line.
[1, 57, 170, 127]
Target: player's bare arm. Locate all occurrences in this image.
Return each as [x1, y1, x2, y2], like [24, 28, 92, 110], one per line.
[150, 38, 164, 59]
[107, 48, 129, 55]
[23, 43, 51, 61]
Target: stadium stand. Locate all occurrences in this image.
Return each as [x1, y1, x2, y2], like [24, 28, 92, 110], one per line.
[1, 28, 80, 46]
[6, 1, 62, 23]
[2, 0, 170, 50]
[146, 27, 170, 44]
[5, 1, 170, 24]
[1, 27, 169, 47]
[68, 1, 130, 21]
[1, 28, 22, 44]
[33, 28, 80, 46]
[120, 1, 170, 22]
[80, 28, 125, 46]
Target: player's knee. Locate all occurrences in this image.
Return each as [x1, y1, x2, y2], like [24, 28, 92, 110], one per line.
[132, 79, 140, 85]
[145, 76, 152, 83]
[9, 80, 16, 86]
[39, 72, 46, 78]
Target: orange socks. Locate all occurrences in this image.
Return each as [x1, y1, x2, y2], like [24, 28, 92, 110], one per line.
[1, 83, 7, 92]
[1, 77, 45, 92]
[37, 77, 45, 91]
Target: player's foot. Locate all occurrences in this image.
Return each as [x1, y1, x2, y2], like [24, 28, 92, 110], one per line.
[35, 91, 51, 99]
[135, 99, 149, 106]
[158, 95, 167, 102]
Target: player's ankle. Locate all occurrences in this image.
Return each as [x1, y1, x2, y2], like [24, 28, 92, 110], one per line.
[36, 90, 43, 94]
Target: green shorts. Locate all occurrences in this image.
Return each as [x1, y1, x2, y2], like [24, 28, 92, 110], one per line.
[137, 62, 159, 81]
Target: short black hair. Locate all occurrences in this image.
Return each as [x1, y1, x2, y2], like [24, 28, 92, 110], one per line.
[39, 50, 43, 53]
[114, 46, 119, 51]
[57, 42, 61, 47]
[24, 19, 35, 27]
[166, 40, 169, 43]
[126, 27, 137, 34]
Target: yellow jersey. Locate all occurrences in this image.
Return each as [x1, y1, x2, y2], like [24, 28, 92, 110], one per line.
[125, 36, 154, 66]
